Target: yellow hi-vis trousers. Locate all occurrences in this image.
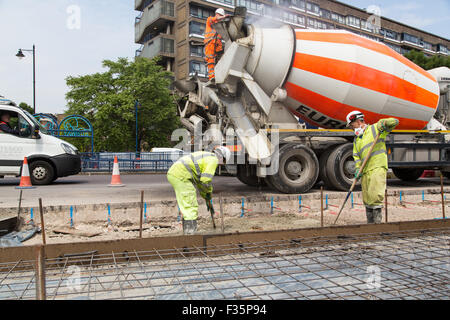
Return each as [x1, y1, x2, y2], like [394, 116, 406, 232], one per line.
[361, 167, 387, 209]
[167, 173, 198, 221]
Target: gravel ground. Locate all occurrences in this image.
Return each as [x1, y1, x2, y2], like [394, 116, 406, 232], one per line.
[20, 192, 447, 245]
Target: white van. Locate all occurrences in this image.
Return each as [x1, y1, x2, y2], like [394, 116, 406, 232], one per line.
[0, 97, 81, 185]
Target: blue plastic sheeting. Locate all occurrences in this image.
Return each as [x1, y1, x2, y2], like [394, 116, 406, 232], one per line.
[0, 227, 40, 247]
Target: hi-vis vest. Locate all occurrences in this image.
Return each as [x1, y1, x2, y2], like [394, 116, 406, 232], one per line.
[168, 151, 218, 193]
[353, 119, 399, 174]
[204, 17, 223, 57]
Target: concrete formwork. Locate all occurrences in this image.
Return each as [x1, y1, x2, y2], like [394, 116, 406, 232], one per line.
[0, 220, 449, 300]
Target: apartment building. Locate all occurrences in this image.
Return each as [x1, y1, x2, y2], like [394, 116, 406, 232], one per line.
[134, 0, 450, 80]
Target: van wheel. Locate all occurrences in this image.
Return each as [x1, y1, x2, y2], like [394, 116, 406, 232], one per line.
[29, 161, 55, 185]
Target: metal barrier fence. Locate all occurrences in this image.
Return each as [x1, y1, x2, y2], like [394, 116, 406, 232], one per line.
[80, 152, 187, 172]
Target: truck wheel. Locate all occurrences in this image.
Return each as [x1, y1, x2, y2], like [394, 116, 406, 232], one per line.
[264, 176, 277, 191]
[267, 144, 319, 194]
[326, 143, 359, 191]
[29, 161, 55, 185]
[393, 168, 424, 182]
[236, 165, 266, 187]
[319, 147, 336, 189]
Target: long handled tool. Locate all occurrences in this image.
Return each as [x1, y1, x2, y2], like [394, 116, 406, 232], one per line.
[206, 198, 216, 229]
[334, 131, 381, 225]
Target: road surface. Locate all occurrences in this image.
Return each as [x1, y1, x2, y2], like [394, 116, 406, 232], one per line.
[1, 173, 449, 208]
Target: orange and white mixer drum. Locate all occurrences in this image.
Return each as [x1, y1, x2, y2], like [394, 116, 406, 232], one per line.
[284, 30, 440, 130]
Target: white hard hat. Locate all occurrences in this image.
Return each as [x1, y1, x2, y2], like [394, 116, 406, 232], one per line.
[214, 146, 231, 162]
[215, 8, 225, 16]
[346, 111, 365, 126]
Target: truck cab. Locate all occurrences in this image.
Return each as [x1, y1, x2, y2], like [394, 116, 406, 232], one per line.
[0, 98, 81, 185]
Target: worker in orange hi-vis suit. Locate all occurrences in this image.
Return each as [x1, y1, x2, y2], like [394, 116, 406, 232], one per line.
[204, 8, 229, 82]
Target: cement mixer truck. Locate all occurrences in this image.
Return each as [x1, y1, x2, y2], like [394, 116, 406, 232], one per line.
[174, 7, 450, 194]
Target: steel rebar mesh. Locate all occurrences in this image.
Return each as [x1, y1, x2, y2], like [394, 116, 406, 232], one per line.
[0, 228, 449, 300]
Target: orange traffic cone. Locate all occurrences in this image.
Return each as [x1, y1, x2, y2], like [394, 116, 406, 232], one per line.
[16, 157, 35, 189]
[109, 156, 125, 187]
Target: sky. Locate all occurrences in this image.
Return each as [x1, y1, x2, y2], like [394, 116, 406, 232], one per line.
[343, 0, 450, 38]
[0, 0, 449, 114]
[0, 0, 138, 114]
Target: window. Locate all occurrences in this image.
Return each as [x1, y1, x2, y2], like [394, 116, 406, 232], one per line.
[283, 11, 298, 24]
[189, 21, 205, 36]
[307, 17, 316, 28]
[387, 30, 398, 40]
[331, 12, 345, 24]
[161, 38, 174, 54]
[190, 61, 207, 77]
[346, 16, 360, 28]
[143, 33, 155, 43]
[190, 45, 204, 57]
[384, 42, 401, 53]
[360, 19, 373, 31]
[190, 5, 215, 20]
[264, 6, 282, 19]
[337, 26, 359, 35]
[306, 1, 319, 15]
[423, 41, 433, 51]
[19, 115, 32, 138]
[402, 33, 420, 45]
[320, 8, 331, 20]
[0, 111, 32, 138]
[237, 0, 264, 14]
[360, 33, 379, 42]
[291, 0, 305, 10]
[438, 44, 448, 54]
[297, 15, 305, 26]
[142, 0, 154, 10]
[207, 0, 233, 5]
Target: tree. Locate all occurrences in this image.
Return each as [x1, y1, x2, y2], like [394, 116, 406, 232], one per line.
[403, 50, 450, 70]
[65, 57, 179, 152]
[19, 102, 34, 114]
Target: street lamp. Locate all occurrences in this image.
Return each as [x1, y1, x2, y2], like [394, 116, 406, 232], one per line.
[16, 45, 36, 114]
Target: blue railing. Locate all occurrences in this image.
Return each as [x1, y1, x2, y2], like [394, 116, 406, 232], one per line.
[80, 152, 187, 172]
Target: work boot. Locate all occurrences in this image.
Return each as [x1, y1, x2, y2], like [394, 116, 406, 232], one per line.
[372, 208, 383, 224]
[182, 220, 198, 235]
[365, 207, 375, 224]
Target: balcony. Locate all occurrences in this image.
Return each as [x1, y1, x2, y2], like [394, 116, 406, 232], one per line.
[135, 0, 175, 44]
[138, 36, 175, 60]
[401, 40, 424, 50]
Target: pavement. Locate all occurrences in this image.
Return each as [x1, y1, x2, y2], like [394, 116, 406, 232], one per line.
[1, 173, 449, 210]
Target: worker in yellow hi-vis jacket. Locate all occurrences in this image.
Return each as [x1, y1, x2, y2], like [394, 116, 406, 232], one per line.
[347, 111, 399, 224]
[167, 146, 231, 234]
